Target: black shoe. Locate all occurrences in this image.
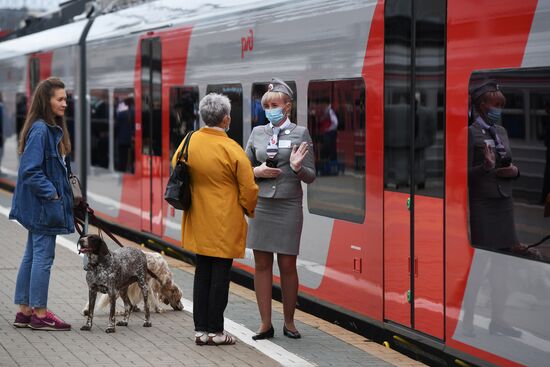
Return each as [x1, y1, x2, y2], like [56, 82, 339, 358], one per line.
[252, 325, 274, 340]
[489, 321, 522, 338]
[283, 325, 301, 339]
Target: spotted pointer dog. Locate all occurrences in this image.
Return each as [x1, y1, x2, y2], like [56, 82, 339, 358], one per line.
[78, 234, 156, 333]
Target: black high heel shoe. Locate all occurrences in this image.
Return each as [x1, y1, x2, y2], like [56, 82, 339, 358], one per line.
[252, 325, 274, 340]
[283, 325, 301, 339]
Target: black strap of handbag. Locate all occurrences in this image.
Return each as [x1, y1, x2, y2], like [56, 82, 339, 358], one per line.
[177, 130, 195, 164]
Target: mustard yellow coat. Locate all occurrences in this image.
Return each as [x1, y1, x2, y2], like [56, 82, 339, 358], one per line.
[171, 127, 258, 259]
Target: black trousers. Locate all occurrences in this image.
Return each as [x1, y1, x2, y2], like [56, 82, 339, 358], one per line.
[193, 254, 233, 333]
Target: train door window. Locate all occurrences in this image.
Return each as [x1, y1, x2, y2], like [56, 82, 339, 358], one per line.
[0, 93, 3, 152]
[141, 38, 162, 156]
[29, 58, 40, 93]
[468, 70, 550, 263]
[15, 93, 27, 139]
[169, 86, 199, 160]
[114, 88, 135, 173]
[251, 82, 297, 129]
[206, 84, 243, 146]
[90, 89, 109, 169]
[65, 91, 75, 161]
[307, 79, 366, 223]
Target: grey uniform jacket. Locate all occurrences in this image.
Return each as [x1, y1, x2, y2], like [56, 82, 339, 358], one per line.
[468, 122, 516, 199]
[246, 122, 316, 199]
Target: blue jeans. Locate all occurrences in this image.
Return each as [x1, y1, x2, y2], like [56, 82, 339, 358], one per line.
[14, 232, 56, 308]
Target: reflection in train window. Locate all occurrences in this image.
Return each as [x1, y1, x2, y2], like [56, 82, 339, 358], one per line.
[90, 89, 109, 169]
[0, 92, 3, 153]
[113, 89, 135, 173]
[169, 86, 199, 160]
[65, 91, 75, 161]
[29, 58, 40, 94]
[206, 84, 243, 146]
[307, 79, 366, 223]
[251, 82, 297, 129]
[15, 93, 27, 139]
[468, 70, 550, 263]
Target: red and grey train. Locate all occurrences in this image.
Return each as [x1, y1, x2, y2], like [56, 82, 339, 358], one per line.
[0, 0, 549, 366]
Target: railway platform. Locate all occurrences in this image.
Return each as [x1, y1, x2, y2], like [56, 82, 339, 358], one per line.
[0, 188, 425, 367]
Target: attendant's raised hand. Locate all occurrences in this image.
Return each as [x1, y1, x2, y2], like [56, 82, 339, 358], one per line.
[290, 142, 309, 172]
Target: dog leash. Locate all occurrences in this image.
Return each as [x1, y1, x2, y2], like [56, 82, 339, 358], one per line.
[528, 234, 550, 249]
[74, 201, 125, 248]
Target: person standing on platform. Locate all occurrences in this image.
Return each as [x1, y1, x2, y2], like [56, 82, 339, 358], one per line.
[172, 93, 258, 345]
[10, 77, 74, 331]
[246, 78, 316, 340]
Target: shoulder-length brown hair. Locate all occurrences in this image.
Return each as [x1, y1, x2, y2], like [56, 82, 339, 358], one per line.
[18, 77, 72, 156]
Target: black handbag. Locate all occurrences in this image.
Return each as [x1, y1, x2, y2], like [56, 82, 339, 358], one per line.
[164, 131, 194, 210]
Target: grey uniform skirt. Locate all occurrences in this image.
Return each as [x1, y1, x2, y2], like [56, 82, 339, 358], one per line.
[247, 197, 303, 255]
[469, 196, 519, 251]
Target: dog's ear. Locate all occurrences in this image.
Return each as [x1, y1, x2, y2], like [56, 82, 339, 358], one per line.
[89, 235, 110, 257]
[98, 238, 110, 257]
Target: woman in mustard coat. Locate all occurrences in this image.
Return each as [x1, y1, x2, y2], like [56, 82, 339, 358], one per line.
[171, 93, 258, 346]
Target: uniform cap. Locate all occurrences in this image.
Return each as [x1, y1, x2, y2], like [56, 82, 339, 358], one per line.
[267, 78, 293, 100]
[470, 79, 500, 102]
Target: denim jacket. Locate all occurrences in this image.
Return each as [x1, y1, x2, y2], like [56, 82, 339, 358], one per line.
[9, 120, 75, 235]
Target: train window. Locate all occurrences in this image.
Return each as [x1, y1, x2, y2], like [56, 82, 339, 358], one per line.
[206, 84, 243, 146]
[90, 89, 109, 169]
[29, 58, 40, 94]
[0, 93, 3, 153]
[113, 89, 135, 173]
[468, 70, 550, 263]
[169, 86, 199, 160]
[65, 91, 75, 161]
[307, 79, 366, 223]
[251, 82, 297, 129]
[141, 38, 162, 157]
[15, 93, 27, 139]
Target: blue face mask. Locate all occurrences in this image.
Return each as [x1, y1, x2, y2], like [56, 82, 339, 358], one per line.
[264, 107, 285, 125]
[486, 107, 502, 125]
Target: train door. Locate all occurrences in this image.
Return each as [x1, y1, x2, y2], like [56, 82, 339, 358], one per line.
[383, 0, 446, 339]
[140, 37, 163, 235]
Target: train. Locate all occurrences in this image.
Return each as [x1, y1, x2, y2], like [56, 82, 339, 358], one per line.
[0, 0, 549, 366]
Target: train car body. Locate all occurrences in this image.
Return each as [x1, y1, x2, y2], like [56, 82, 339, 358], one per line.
[0, 1, 549, 366]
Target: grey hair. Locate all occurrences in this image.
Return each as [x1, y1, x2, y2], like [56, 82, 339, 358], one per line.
[199, 93, 231, 126]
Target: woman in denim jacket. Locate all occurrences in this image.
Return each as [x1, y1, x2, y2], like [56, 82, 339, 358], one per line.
[9, 77, 74, 331]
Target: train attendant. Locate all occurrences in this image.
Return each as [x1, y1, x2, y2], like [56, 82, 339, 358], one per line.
[465, 79, 522, 337]
[10, 77, 74, 331]
[172, 93, 258, 346]
[246, 78, 316, 340]
[468, 80, 520, 252]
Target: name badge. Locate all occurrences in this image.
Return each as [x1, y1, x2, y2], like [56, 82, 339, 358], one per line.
[279, 140, 292, 148]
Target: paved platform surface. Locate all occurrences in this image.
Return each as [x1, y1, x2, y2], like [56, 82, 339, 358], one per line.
[0, 189, 425, 367]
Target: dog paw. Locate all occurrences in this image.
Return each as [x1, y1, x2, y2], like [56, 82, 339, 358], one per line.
[80, 325, 91, 331]
[173, 302, 184, 311]
[105, 327, 116, 333]
[116, 321, 128, 326]
[143, 321, 152, 327]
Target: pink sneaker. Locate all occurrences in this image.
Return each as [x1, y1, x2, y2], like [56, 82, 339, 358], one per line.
[30, 311, 71, 331]
[13, 312, 32, 328]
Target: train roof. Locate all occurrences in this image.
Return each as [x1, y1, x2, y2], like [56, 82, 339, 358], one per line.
[86, 0, 283, 42]
[0, 20, 88, 60]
